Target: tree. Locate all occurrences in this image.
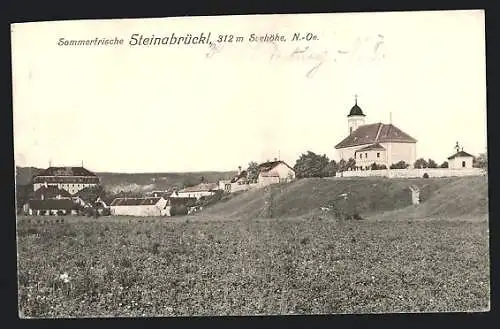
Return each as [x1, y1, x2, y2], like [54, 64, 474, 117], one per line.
[390, 161, 409, 169]
[247, 161, 260, 183]
[440, 161, 449, 168]
[473, 153, 488, 170]
[338, 159, 347, 176]
[370, 162, 387, 170]
[346, 158, 356, 171]
[182, 177, 198, 188]
[322, 160, 338, 177]
[427, 159, 438, 168]
[293, 151, 331, 178]
[414, 158, 428, 169]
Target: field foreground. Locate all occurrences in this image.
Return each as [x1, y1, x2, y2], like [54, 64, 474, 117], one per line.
[17, 215, 490, 317]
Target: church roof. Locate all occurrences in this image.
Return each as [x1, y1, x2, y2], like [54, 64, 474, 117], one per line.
[355, 143, 386, 152]
[447, 150, 474, 160]
[335, 123, 417, 149]
[347, 96, 365, 117]
[348, 104, 365, 117]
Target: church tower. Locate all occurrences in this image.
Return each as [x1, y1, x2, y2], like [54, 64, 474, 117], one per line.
[347, 95, 366, 134]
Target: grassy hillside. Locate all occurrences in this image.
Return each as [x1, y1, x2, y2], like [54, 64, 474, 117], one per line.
[204, 176, 489, 220]
[372, 176, 489, 221]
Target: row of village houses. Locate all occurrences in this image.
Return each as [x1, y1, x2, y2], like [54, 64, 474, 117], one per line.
[21, 160, 297, 217]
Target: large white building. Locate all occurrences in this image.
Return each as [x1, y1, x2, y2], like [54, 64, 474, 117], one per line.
[257, 160, 296, 186]
[32, 166, 100, 194]
[335, 98, 418, 170]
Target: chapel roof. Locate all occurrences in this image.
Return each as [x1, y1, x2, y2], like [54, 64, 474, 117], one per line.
[447, 150, 474, 160]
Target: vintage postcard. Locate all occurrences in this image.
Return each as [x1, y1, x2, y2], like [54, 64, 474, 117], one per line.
[12, 10, 489, 318]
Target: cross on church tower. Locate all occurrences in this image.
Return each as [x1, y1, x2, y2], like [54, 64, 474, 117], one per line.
[354, 94, 358, 105]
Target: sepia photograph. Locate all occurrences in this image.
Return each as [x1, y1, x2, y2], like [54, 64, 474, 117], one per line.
[11, 10, 489, 318]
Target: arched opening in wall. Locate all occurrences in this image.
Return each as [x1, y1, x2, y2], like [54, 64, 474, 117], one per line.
[462, 161, 466, 168]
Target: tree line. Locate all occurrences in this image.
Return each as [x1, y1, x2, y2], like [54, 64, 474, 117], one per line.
[290, 151, 487, 179]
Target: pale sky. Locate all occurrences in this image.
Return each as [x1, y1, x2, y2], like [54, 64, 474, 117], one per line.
[11, 10, 487, 173]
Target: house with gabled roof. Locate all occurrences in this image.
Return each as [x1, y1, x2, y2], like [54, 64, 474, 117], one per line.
[335, 97, 418, 170]
[27, 198, 77, 216]
[218, 166, 252, 193]
[257, 160, 295, 186]
[33, 185, 72, 200]
[109, 197, 168, 216]
[172, 182, 219, 199]
[447, 149, 474, 169]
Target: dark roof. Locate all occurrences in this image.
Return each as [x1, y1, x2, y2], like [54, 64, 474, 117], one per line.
[355, 143, 386, 152]
[33, 176, 100, 184]
[348, 104, 365, 117]
[110, 197, 162, 206]
[35, 166, 97, 177]
[258, 160, 294, 172]
[230, 170, 247, 183]
[28, 199, 75, 210]
[179, 183, 218, 193]
[168, 197, 198, 207]
[335, 123, 417, 149]
[147, 190, 173, 198]
[33, 186, 72, 199]
[448, 150, 474, 160]
[73, 186, 102, 203]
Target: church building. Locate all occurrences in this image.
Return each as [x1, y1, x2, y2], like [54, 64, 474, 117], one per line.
[335, 97, 418, 170]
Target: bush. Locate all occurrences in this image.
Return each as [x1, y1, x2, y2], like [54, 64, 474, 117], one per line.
[390, 161, 410, 169]
[370, 163, 387, 170]
[56, 210, 65, 216]
[170, 204, 188, 216]
[423, 173, 429, 178]
[196, 190, 224, 208]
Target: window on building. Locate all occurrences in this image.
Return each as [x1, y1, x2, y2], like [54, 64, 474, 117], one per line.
[462, 161, 466, 168]
[359, 154, 362, 159]
[377, 152, 380, 158]
[365, 153, 368, 158]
